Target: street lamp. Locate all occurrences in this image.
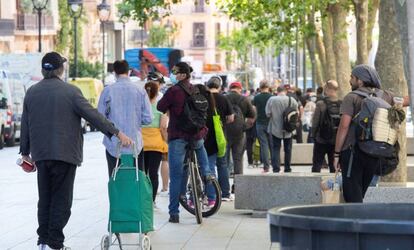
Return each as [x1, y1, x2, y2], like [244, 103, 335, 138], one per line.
[119, 15, 129, 57]
[97, 0, 111, 84]
[68, 0, 83, 79]
[32, 0, 49, 53]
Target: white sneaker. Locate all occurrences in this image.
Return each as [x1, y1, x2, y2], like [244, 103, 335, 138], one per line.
[159, 190, 169, 197]
[222, 194, 234, 202]
[38, 244, 46, 250]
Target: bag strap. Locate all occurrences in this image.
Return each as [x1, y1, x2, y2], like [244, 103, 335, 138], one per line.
[178, 82, 194, 96]
[210, 92, 219, 116]
[288, 96, 291, 108]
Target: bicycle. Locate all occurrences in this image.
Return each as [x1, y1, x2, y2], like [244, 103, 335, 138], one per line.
[178, 141, 222, 224]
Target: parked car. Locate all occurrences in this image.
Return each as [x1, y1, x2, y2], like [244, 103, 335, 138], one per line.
[0, 70, 22, 147]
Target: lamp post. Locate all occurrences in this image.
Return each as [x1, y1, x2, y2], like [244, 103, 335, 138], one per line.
[68, 0, 83, 79]
[32, 0, 49, 53]
[119, 15, 129, 57]
[98, 0, 111, 85]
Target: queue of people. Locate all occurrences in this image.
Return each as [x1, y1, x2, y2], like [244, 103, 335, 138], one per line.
[18, 51, 410, 249]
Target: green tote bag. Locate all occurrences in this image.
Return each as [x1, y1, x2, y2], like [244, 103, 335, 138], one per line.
[108, 154, 154, 233]
[213, 108, 227, 158]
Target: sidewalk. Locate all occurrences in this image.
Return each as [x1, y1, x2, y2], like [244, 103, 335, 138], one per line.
[0, 133, 278, 250]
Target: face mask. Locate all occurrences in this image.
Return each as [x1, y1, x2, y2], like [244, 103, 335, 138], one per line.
[310, 96, 317, 102]
[170, 73, 178, 85]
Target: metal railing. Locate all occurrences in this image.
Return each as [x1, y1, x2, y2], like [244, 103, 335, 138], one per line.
[15, 14, 54, 31]
[191, 39, 207, 48]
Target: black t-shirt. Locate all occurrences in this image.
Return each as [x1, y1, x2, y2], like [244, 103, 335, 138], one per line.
[204, 93, 234, 156]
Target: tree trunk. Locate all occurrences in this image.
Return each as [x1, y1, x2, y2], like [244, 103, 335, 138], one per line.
[306, 37, 323, 87]
[321, 10, 336, 81]
[315, 31, 326, 83]
[375, 0, 408, 184]
[353, 0, 369, 64]
[367, 0, 380, 52]
[330, 1, 352, 98]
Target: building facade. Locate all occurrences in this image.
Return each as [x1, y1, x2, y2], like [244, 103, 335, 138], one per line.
[0, 0, 58, 53]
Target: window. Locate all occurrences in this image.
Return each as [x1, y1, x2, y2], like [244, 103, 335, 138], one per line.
[194, 0, 204, 12]
[193, 22, 205, 47]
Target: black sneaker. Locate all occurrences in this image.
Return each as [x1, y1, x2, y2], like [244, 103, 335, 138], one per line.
[284, 168, 292, 173]
[169, 214, 179, 223]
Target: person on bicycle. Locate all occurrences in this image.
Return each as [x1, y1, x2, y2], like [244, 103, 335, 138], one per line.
[157, 62, 212, 223]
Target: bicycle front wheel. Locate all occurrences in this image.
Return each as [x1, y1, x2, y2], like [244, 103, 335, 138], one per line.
[189, 160, 203, 224]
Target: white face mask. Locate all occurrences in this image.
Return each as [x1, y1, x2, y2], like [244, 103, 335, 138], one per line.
[310, 96, 317, 102]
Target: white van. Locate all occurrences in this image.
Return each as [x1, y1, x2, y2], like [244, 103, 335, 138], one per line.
[0, 70, 23, 147]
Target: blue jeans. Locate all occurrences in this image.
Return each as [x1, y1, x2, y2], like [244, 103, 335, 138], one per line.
[216, 154, 230, 198]
[207, 154, 218, 200]
[256, 123, 271, 169]
[168, 138, 210, 216]
[271, 136, 292, 172]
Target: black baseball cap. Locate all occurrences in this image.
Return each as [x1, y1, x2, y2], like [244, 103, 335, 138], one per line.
[42, 52, 67, 71]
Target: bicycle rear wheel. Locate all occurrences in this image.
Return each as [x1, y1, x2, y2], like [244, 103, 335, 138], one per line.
[188, 160, 202, 224]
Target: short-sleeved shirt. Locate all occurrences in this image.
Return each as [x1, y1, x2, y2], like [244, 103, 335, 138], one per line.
[204, 93, 234, 156]
[340, 87, 394, 150]
[143, 102, 162, 128]
[253, 92, 272, 125]
[266, 95, 299, 138]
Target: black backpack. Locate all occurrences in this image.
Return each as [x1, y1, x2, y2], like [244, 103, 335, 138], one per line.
[318, 98, 342, 144]
[226, 96, 245, 138]
[282, 97, 299, 133]
[177, 83, 209, 134]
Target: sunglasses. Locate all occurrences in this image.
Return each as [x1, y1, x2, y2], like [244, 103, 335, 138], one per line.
[171, 69, 184, 75]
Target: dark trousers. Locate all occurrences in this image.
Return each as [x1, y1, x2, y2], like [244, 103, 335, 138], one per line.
[312, 142, 335, 173]
[295, 120, 303, 143]
[36, 160, 77, 249]
[226, 135, 246, 175]
[271, 136, 292, 172]
[245, 134, 255, 165]
[340, 146, 379, 202]
[105, 150, 144, 177]
[144, 151, 162, 201]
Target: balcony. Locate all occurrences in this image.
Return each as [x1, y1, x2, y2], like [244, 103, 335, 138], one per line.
[191, 39, 207, 48]
[0, 19, 15, 36]
[15, 14, 54, 31]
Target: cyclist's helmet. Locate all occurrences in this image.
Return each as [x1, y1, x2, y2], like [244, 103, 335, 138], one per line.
[147, 71, 165, 84]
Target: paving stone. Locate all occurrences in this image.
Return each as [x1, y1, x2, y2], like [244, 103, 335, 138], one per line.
[364, 187, 414, 203]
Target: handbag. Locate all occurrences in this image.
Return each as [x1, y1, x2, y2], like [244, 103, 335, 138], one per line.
[211, 93, 227, 158]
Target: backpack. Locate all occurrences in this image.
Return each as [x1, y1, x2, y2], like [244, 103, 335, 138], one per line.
[282, 97, 299, 133]
[226, 96, 246, 138]
[318, 98, 342, 144]
[177, 83, 209, 134]
[353, 89, 397, 159]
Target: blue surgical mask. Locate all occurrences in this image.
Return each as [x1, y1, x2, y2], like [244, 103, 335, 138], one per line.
[169, 73, 178, 85]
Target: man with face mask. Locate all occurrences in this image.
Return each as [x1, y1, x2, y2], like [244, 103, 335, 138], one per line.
[157, 62, 212, 223]
[333, 64, 410, 202]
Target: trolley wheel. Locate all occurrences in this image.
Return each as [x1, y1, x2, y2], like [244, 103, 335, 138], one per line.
[100, 235, 110, 250]
[140, 234, 151, 250]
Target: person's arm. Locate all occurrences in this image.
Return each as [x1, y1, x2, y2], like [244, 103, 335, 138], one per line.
[335, 114, 352, 154]
[97, 88, 108, 117]
[244, 98, 256, 127]
[141, 91, 153, 125]
[311, 102, 322, 137]
[19, 95, 30, 156]
[160, 113, 169, 141]
[225, 96, 234, 123]
[157, 88, 171, 113]
[265, 98, 272, 118]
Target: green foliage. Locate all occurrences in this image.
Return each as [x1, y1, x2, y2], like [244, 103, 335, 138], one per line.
[218, 27, 254, 68]
[216, 0, 338, 51]
[147, 25, 169, 47]
[55, 0, 87, 60]
[69, 60, 103, 78]
[122, 0, 181, 27]
[20, 0, 51, 13]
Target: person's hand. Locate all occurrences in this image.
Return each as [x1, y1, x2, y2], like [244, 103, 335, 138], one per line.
[22, 155, 33, 163]
[334, 156, 341, 172]
[117, 131, 133, 147]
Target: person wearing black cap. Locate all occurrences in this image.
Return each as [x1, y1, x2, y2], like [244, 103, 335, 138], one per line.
[19, 52, 133, 250]
[334, 64, 397, 202]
